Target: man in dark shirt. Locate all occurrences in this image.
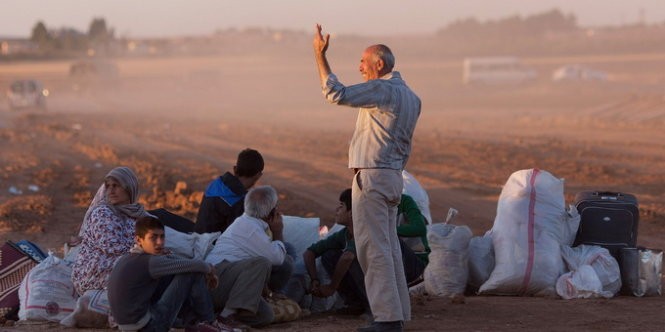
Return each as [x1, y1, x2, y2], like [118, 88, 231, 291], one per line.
[195, 148, 264, 234]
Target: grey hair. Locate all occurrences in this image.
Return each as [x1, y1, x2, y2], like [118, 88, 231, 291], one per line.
[244, 185, 278, 219]
[370, 44, 395, 72]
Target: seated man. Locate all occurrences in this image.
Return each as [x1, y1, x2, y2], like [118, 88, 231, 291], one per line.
[303, 189, 425, 315]
[195, 148, 264, 234]
[396, 194, 431, 264]
[108, 216, 227, 332]
[206, 185, 294, 294]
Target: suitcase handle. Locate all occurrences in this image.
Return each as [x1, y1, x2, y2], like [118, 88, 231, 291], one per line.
[592, 191, 624, 200]
[593, 191, 622, 196]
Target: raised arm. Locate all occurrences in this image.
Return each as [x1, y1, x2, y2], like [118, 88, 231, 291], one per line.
[313, 24, 332, 87]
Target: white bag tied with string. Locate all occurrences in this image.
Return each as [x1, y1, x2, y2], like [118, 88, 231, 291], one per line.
[423, 209, 472, 297]
[479, 169, 568, 296]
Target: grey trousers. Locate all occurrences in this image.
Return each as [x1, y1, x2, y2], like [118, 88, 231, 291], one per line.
[211, 257, 273, 327]
[352, 168, 410, 322]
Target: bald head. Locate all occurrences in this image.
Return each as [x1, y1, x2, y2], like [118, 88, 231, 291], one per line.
[359, 44, 396, 81]
[367, 44, 395, 73]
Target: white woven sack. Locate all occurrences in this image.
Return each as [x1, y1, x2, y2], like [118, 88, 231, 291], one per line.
[479, 169, 567, 296]
[19, 253, 77, 322]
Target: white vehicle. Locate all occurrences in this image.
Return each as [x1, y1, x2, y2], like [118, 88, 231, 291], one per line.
[552, 64, 608, 82]
[463, 56, 537, 85]
[6, 79, 48, 111]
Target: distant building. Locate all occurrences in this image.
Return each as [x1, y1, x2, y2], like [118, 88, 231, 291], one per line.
[0, 38, 37, 56]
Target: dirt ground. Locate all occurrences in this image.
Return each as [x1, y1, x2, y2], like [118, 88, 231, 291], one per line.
[0, 45, 664, 331]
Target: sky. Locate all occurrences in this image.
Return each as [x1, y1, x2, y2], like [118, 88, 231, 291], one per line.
[2, 0, 665, 38]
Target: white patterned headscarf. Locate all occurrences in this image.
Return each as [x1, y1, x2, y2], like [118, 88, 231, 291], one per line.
[80, 166, 151, 235]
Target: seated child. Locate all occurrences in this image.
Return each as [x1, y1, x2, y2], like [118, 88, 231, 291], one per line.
[107, 216, 234, 332]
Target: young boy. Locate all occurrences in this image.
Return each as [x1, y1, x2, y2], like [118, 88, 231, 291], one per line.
[108, 216, 235, 332]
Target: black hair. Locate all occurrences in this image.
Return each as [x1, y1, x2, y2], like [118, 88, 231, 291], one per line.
[135, 216, 164, 238]
[339, 188, 352, 211]
[235, 148, 264, 177]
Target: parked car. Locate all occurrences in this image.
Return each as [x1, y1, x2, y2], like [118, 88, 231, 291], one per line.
[6, 79, 48, 111]
[552, 64, 608, 82]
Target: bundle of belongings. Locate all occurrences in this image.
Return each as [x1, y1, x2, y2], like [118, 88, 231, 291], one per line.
[464, 168, 662, 299]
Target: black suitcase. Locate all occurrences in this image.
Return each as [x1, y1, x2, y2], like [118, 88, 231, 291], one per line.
[573, 191, 639, 259]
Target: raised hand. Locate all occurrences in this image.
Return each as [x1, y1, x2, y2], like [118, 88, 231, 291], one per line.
[313, 24, 330, 55]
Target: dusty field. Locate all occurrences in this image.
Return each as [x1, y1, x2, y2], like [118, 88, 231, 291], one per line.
[0, 46, 664, 331]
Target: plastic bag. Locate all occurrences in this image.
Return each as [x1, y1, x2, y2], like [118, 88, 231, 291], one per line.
[556, 265, 605, 299]
[621, 248, 663, 297]
[556, 245, 621, 299]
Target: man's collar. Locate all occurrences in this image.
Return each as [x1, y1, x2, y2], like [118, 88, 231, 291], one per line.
[243, 213, 269, 229]
[380, 71, 400, 80]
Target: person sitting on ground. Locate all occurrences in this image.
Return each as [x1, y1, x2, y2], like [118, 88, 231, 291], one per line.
[303, 189, 425, 316]
[206, 185, 294, 295]
[107, 216, 231, 332]
[195, 148, 264, 234]
[396, 194, 430, 264]
[209, 250, 274, 329]
[72, 166, 152, 296]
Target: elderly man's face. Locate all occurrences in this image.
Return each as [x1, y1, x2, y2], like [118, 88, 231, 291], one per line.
[359, 48, 381, 82]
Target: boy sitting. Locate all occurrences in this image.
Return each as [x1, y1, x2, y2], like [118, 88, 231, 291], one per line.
[108, 216, 234, 332]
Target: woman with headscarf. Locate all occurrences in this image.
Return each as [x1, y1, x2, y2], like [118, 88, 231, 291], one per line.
[72, 166, 152, 295]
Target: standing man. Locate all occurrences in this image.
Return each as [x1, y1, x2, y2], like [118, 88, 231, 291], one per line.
[195, 148, 264, 234]
[313, 24, 421, 332]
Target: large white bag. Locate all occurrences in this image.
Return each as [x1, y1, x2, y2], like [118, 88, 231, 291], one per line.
[402, 170, 432, 224]
[164, 226, 219, 260]
[424, 223, 472, 297]
[19, 252, 77, 322]
[479, 169, 568, 296]
[282, 215, 321, 275]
